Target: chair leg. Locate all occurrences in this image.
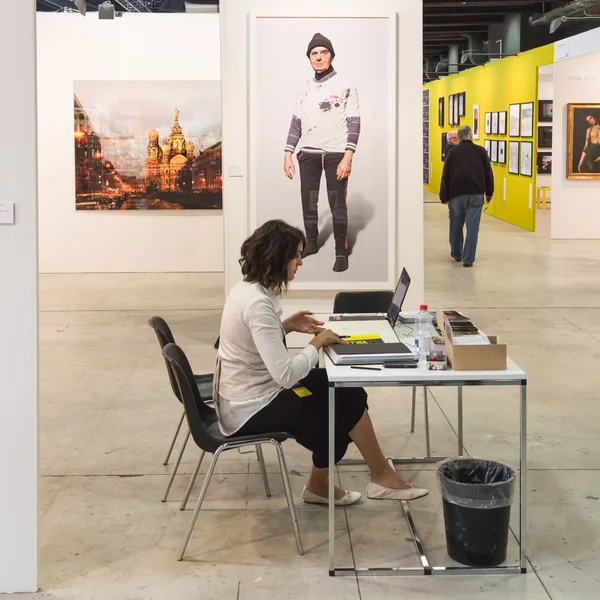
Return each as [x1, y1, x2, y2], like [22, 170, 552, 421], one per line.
[163, 408, 185, 466]
[272, 441, 304, 556]
[256, 444, 271, 498]
[423, 386, 431, 459]
[177, 448, 222, 561]
[180, 450, 206, 511]
[410, 386, 417, 433]
[162, 428, 190, 503]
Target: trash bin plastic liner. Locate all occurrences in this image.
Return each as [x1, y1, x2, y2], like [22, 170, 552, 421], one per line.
[437, 458, 516, 566]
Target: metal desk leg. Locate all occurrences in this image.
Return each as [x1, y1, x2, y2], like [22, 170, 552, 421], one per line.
[520, 381, 528, 572]
[458, 386, 464, 456]
[410, 386, 416, 433]
[423, 387, 431, 458]
[329, 384, 336, 576]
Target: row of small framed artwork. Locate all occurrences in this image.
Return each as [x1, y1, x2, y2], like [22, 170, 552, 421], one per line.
[484, 111, 507, 136]
[483, 139, 533, 177]
[439, 92, 466, 127]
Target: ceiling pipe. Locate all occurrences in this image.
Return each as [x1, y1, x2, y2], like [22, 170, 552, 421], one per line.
[530, 0, 600, 26]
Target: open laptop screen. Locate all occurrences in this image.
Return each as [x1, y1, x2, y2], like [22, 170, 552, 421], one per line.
[387, 268, 411, 327]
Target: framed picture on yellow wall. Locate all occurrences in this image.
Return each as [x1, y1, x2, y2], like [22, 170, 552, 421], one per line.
[567, 103, 600, 179]
[491, 112, 499, 135]
[509, 104, 520, 137]
[473, 104, 480, 139]
[498, 140, 507, 164]
[449, 95, 454, 126]
[485, 112, 491, 135]
[439, 97, 445, 127]
[499, 111, 507, 135]
[508, 141, 519, 174]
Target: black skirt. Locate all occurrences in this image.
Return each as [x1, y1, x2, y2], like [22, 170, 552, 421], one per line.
[236, 368, 367, 468]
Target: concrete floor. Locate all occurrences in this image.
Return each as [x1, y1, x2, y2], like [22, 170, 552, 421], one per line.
[10, 199, 600, 599]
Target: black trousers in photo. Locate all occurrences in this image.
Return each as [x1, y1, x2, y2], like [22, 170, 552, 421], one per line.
[298, 152, 349, 256]
[236, 368, 367, 469]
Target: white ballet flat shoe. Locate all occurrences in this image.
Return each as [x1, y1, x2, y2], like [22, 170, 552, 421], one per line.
[366, 481, 429, 501]
[302, 486, 362, 506]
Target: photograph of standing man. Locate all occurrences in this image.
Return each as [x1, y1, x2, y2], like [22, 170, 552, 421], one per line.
[283, 33, 361, 273]
[440, 125, 494, 268]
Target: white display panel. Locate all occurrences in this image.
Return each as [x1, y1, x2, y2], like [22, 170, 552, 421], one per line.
[221, 0, 424, 304]
[36, 13, 223, 273]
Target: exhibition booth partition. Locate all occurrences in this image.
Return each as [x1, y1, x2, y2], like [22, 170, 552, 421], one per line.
[424, 44, 555, 233]
[426, 27, 600, 240]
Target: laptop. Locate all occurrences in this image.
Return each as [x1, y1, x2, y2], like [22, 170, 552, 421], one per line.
[329, 268, 411, 328]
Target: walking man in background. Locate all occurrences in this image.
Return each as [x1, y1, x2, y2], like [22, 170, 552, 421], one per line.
[440, 125, 493, 267]
[442, 130, 458, 162]
[283, 33, 361, 273]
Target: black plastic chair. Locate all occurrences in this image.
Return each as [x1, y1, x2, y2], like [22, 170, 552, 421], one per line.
[163, 342, 304, 560]
[149, 316, 217, 502]
[333, 291, 424, 440]
[333, 290, 394, 314]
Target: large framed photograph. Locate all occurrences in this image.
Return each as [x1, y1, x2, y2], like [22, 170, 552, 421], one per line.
[73, 80, 222, 211]
[520, 102, 534, 138]
[508, 141, 520, 174]
[537, 151, 552, 174]
[491, 112, 499, 135]
[250, 15, 397, 288]
[499, 111, 507, 135]
[439, 97, 445, 127]
[520, 141, 533, 177]
[473, 104, 480, 140]
[498, 140, 506, 164]
[485, 113, 491, 135]
[567, 104, 600, 179]
[509, 103, 521, 137]
[490, 140, 498, 163]
[539, 100, 553, 123]
[538, 126, 553, 149]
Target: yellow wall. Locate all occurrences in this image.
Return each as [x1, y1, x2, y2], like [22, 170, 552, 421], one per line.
[424, 44, 554, 232]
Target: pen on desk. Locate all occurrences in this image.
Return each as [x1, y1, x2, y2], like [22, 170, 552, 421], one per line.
[350, 366, 382, 371]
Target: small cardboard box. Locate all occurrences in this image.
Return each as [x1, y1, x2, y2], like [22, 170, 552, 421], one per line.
[437, 310, 507, 371]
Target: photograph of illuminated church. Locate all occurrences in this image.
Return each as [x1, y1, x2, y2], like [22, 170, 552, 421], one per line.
[74, 80, 222, 210]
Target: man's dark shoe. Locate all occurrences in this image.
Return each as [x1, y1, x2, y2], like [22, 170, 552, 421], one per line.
[453, 257, 461, 262]
[463, 263, 473, 268]
[303, 240, 319, 257]
[333, 256, 349, 272]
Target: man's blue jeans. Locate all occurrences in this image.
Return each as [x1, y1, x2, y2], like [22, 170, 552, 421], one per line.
[449, 194, 484, 266]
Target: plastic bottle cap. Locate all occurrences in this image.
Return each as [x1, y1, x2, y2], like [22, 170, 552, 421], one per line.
[420, 304, 428, 311]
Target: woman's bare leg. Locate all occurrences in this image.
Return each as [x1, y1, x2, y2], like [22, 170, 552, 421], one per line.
[306, 465, 346, 499]
[349, 409, 411, 489]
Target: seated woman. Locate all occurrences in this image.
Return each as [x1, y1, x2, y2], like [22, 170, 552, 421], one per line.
[214, 219, 428, 505]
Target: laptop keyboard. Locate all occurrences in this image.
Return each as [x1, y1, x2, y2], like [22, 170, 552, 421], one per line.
[333, 315, 387, 321]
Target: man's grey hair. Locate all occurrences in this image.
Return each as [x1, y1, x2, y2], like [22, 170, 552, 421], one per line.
[458, 125, 472, 141]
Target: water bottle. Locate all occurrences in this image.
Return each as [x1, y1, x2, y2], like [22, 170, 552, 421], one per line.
[415, 304, 433, 362]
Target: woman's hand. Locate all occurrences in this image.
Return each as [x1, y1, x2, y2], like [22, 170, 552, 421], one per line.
[283, 310, 324, 335]
[309, 329, 347, 350]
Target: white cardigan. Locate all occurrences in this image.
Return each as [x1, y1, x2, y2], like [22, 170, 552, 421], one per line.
[214, 281, 319, 435]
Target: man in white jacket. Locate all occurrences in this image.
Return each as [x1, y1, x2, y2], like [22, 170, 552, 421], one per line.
[283, 33, 361, 273]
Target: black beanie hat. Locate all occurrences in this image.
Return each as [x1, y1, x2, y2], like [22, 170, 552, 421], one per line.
[306, 33, 335, 59]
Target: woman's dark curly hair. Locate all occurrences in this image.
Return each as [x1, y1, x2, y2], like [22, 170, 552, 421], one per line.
[240, 220, 306, 294]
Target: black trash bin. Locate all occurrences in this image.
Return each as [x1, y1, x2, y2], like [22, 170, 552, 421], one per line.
[437, 458, 516, 567]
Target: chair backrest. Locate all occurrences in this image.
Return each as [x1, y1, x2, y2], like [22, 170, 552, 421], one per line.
[148, 316, 182, 403]
[333, 291, 394, 314]
[163, 342, 221, 453]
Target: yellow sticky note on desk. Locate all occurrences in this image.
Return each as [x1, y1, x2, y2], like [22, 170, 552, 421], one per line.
[293, 386, 313, 397]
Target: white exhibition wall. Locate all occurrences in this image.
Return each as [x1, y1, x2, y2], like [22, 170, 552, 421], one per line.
[552, 47, 600, 239]
[0, 0, 38, 592]
[221, 0, 424, 308]
[36, 13, 223, 273]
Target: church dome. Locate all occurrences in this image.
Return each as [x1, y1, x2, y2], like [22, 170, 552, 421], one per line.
[149, 128, 159, 142]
